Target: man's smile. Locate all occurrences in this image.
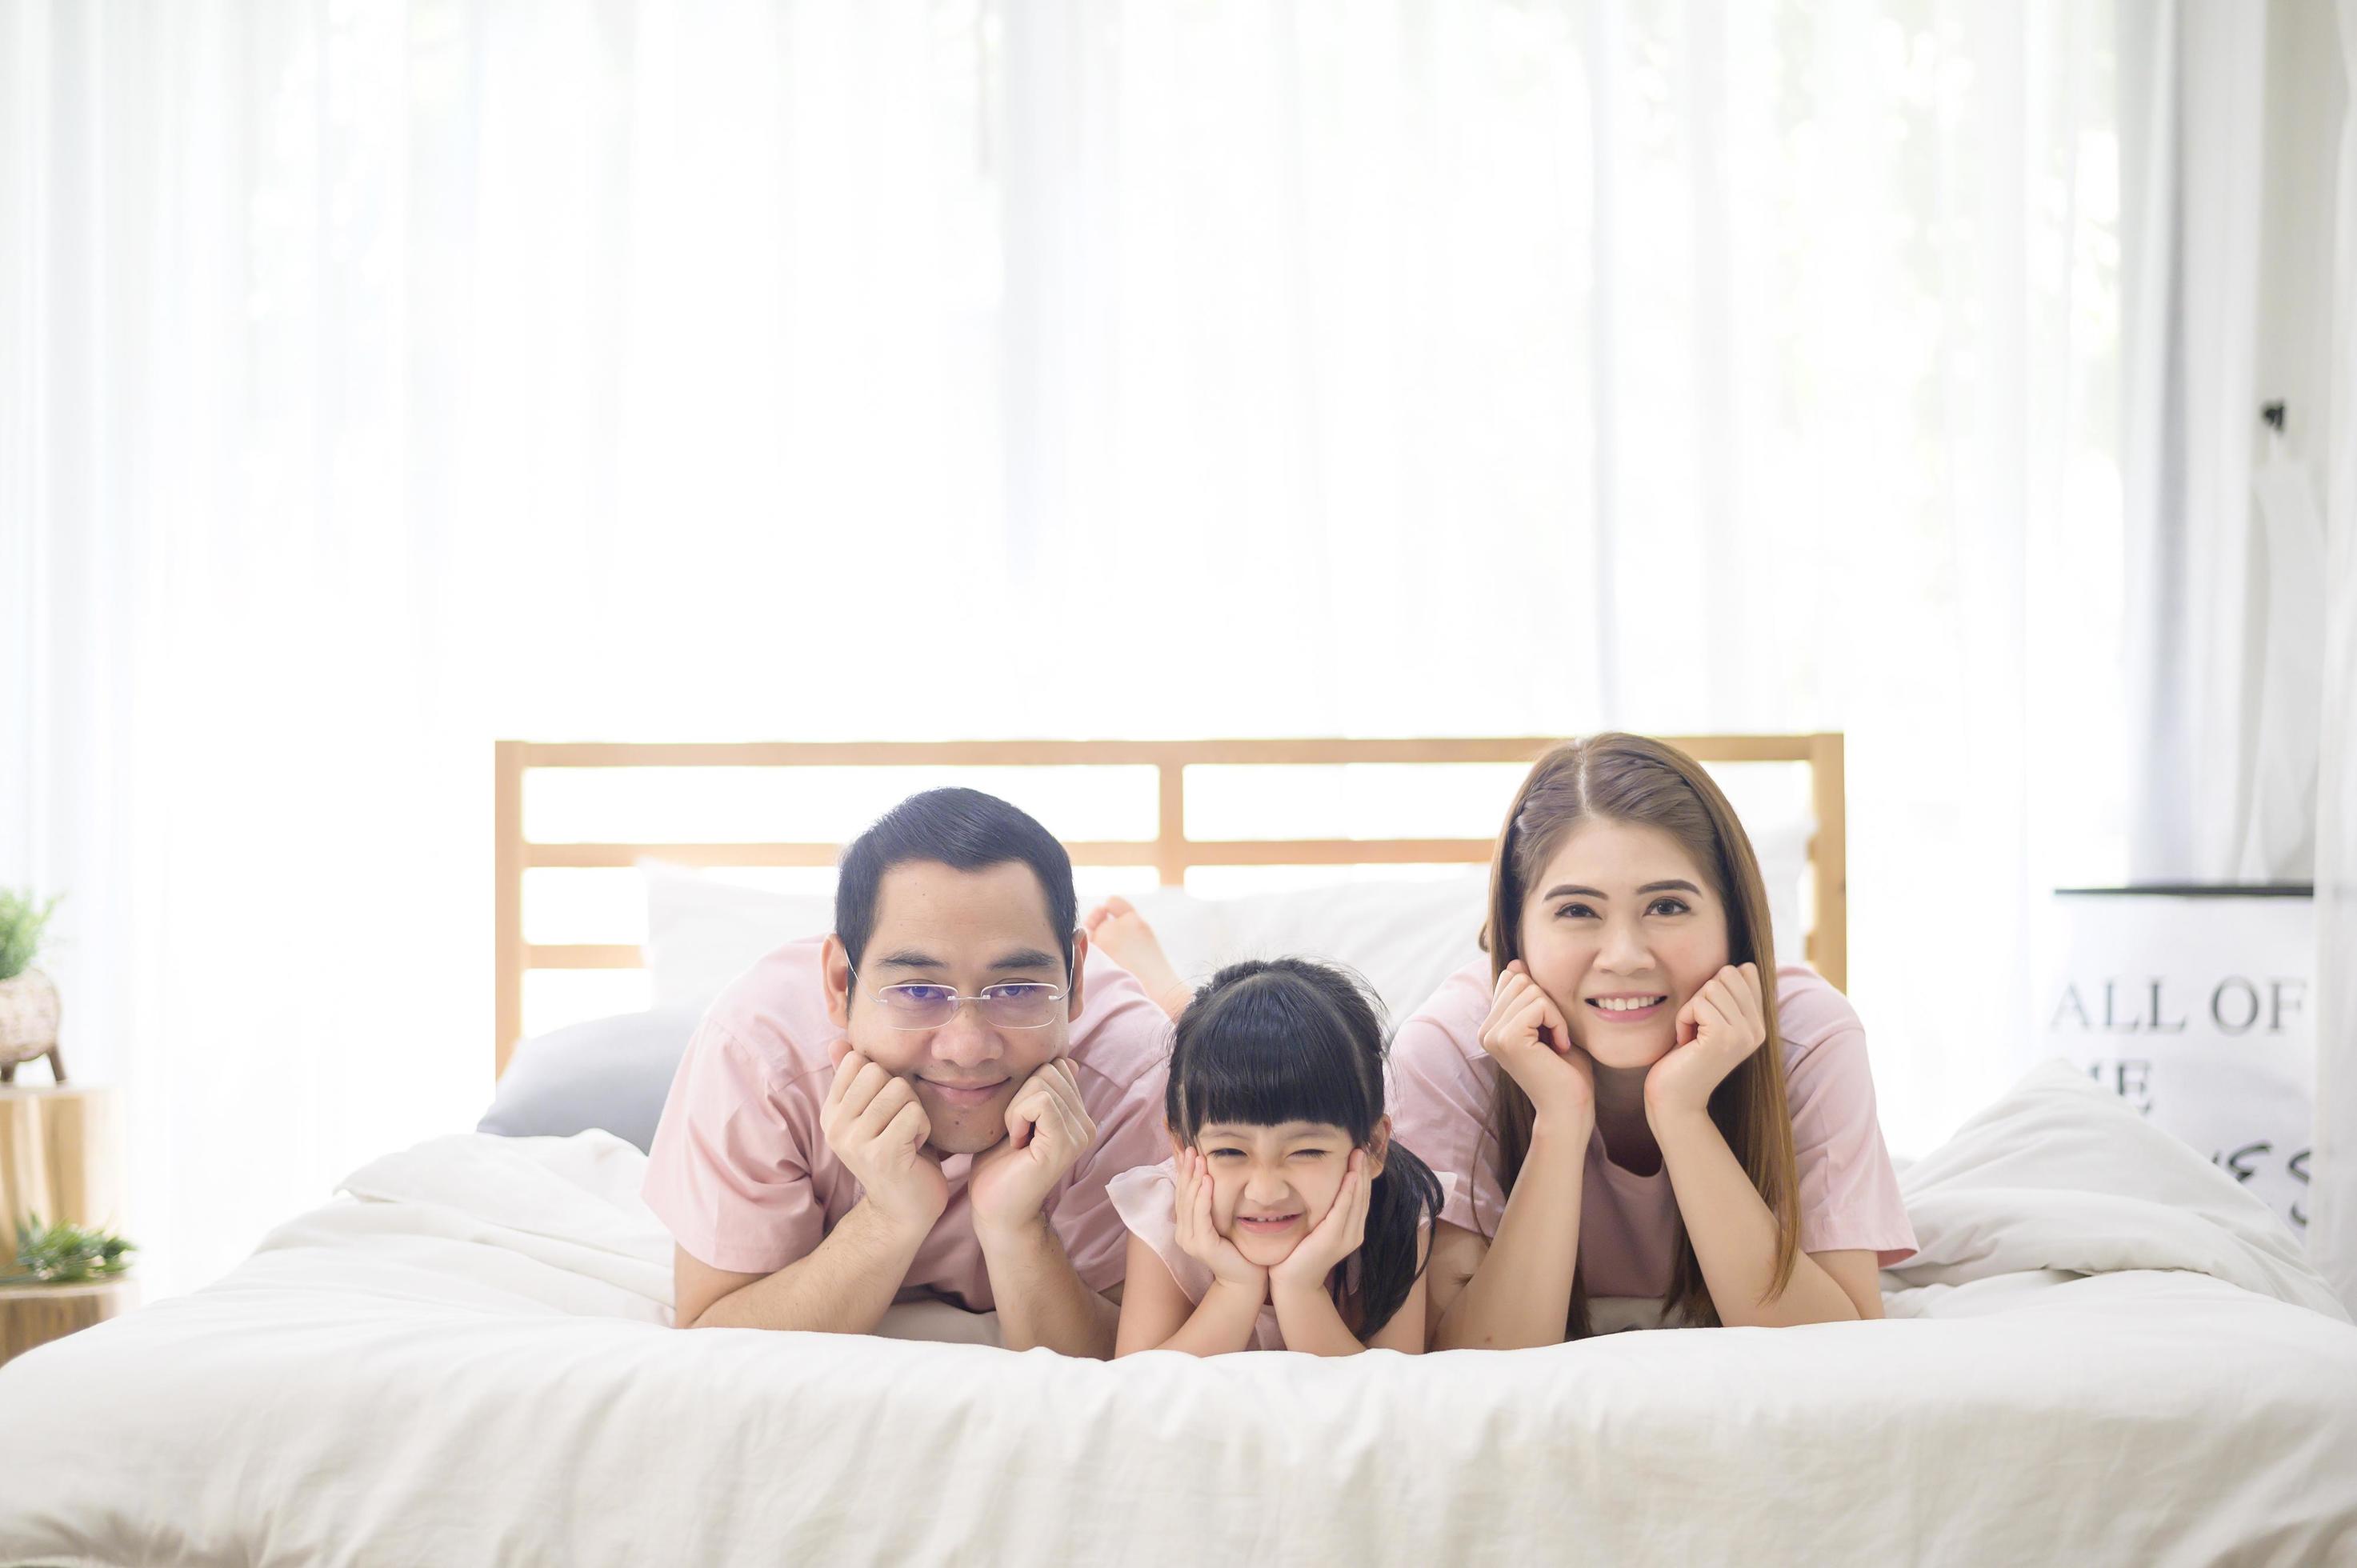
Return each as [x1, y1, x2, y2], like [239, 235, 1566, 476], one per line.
[918, 1076, 1007, 1107]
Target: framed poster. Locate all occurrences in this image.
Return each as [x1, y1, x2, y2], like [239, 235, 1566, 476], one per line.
[2034, 886, 2314, 1238]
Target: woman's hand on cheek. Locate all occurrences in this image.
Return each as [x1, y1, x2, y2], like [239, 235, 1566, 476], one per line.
[1479, 962, 1598, 1137]
[1643, 962, 1767, 1122]
[1172, 1150, 1267, 1294]
[1269, 1150, 1370, 1295]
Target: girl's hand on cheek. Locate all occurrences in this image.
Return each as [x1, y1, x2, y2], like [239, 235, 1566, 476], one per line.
[1269, 1150, 1370, 1295]
[1644, 962, 1767, 1122]
[1171, 1150, 1267, 1294]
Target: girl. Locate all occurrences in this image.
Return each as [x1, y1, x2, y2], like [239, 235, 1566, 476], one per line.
[1110, 958, 1448, 1357]
[1403, 733, 1915, 1344]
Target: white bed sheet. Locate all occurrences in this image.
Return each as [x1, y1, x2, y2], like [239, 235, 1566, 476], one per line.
[2, 1064, 2352, 1566]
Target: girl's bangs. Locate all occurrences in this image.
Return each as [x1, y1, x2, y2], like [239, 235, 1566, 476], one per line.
[1171, 977, 1375, 1138]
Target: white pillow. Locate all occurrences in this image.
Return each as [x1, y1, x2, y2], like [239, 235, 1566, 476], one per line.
[1208, 875, 1490, 1020]
[1080, 887, 1230, 990]
[1751, 818, 1812, 970]
[640, 861, 834, 1010]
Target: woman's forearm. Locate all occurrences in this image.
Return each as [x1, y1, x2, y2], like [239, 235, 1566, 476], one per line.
[1433, 1117, 1588, 1350]
[1651, 1107, 1859, 1327]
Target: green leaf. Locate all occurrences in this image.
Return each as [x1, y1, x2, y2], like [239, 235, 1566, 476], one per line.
[0, 888, 62, 982]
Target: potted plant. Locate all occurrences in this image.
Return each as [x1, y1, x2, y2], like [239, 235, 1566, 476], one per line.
[6, 1216, 134, 1285]
[0, 889, 65, 1084]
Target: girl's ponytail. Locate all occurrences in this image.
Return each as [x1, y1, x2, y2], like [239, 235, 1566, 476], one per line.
[1355, 1140, 1444, 1337]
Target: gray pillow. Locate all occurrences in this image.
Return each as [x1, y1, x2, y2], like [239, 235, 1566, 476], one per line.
[477, 1007, 702, 1154]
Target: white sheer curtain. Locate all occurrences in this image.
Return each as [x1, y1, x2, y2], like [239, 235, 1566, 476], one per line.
[2, 0, 2122, 1294]
[2113, 0, 2353, 1301]
[1010, 0, 2125, 1156]
[2118, 0, 2347, 887]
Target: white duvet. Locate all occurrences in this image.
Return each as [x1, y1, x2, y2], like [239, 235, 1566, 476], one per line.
[2, 1064, 2352, 1566]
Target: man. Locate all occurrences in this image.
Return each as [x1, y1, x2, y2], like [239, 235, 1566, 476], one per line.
[643, 787, 1171, 1357]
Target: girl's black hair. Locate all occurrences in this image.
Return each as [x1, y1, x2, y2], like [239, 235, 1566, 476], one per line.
[1165, 957, 1446, 1340]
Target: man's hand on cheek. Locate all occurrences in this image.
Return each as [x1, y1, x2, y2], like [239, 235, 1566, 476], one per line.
[821, 1042, 950, 1238]
[968, 1058, 1097, 1240]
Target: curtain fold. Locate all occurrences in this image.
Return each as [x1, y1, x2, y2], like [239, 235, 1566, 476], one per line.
[2311, 0, 2357, 1313]
[2119, 0, 2272, 884]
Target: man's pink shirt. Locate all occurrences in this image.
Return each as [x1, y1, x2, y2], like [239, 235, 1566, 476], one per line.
[1387, 958, 1916, 1298]
[642, 935, 1174, 1311]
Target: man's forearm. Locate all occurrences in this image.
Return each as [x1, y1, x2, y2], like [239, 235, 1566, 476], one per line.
[978, 1216, 1118, 1357]
[690, 1200, 928, 1333]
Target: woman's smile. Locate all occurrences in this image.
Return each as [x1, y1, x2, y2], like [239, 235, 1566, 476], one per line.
[1586, 992, 1668, 1022]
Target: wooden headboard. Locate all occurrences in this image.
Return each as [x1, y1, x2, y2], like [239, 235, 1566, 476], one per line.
[493, 734, 1847, 1075]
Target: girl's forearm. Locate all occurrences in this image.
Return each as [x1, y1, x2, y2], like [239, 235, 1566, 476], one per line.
[1650, 1107, 1859, 1327]
[1432, 1115, 1588, 1350]
[1152, 1276, 1267, 1356]
[1269, 1281, 1367, 1356]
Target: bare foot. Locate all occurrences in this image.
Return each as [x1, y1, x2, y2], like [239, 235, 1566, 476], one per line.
[1083, 896, 1192, 1020]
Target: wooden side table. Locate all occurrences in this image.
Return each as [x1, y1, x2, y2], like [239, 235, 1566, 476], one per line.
[0, 1085, 125, 1230]
[0, 1277, 137, 1366]
[0, 1085, 134, 1366]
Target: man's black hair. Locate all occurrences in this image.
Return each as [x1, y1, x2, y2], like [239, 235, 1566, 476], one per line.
[834, 787, 1078, 978]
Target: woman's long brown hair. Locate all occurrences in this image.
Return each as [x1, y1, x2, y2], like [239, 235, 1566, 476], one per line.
[1481, 734, 1801, 1336]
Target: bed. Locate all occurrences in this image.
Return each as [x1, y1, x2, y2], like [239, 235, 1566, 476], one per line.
[1, 735, 2351, 1566]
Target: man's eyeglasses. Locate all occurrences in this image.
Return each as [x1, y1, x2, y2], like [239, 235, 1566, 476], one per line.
[848, 967, 1070, 1030]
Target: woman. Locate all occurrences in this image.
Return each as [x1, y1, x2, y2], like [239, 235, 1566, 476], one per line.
[1086, 733, 1915, 1346]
